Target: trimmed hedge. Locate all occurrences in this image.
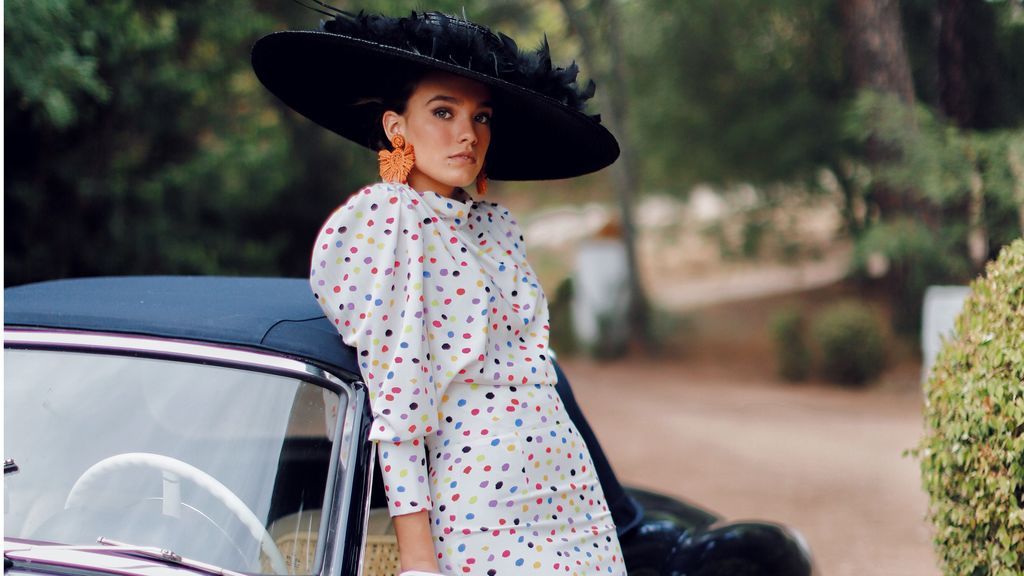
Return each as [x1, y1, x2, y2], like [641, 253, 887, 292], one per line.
[918, 238, 1024, 575]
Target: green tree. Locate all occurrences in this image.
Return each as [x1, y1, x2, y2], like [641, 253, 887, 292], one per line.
[5, 0, 299, 284]
[625, 0, 846, 190]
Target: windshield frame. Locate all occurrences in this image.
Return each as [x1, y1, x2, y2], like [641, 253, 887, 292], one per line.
[4, 328, 367, 576]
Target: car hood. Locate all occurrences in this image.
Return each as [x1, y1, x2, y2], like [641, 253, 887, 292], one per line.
[4, 540, 243, 576]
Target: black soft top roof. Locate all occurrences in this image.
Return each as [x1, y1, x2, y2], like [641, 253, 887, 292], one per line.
[4, 276, 360, 374]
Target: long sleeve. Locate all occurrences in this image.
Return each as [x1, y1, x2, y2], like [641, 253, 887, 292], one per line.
[310, 183, 436, 516]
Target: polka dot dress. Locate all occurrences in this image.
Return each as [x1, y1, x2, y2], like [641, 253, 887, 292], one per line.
[310, 182, 625, 576]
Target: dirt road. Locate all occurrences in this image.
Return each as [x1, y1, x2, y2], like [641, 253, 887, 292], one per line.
[561, 358, 939, 576]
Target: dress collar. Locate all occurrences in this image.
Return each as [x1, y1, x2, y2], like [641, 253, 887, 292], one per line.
[417, 187, 475, 226]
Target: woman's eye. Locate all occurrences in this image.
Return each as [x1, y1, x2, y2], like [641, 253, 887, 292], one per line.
[474, 113, 492, 125]
[433, 108, 453, 119]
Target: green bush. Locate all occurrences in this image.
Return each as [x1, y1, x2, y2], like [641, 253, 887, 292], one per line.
[770, 308, 811, 382]
[917, 239, 1024, 575]
[548, 277, 577, 357]
[811, 301, 886, 386]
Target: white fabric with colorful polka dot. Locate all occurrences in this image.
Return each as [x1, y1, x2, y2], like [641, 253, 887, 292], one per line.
[310, 182, 625, 575]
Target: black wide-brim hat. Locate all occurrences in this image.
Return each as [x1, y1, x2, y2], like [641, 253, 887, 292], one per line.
[251, 10, 619, 181]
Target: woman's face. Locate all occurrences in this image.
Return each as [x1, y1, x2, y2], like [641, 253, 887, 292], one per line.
[383, 72, 493, 197]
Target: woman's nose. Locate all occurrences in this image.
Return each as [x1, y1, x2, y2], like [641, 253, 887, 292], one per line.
[457, 118, 478, 145]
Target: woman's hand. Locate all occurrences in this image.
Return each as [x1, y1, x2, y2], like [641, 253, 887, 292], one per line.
[392, 509, 440, 574]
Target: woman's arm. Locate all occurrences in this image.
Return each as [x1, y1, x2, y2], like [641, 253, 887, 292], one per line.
[393, 509, 440, 573]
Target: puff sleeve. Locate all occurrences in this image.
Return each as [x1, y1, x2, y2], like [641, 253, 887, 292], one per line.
[310, 183, 436, 516]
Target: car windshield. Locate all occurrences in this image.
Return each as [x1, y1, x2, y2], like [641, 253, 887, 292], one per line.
[4, 348, 345, 576]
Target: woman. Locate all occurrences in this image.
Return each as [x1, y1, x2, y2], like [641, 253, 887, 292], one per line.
[252, 10, 625, 576]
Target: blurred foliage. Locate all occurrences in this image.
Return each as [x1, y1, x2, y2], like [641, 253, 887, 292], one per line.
[5, 0, 1024, 308]
[6, 0, 300, 282]
[844, 92, 1024, 331]
[625, 0, 845, 191]
[916, 239, 1024, 575]
[845, 92, 1024, 224]
[850, 218, 969, 332]
[769, 308, 811, 381]
[811, 300, 886, 386]
[548, 277, 578, 357]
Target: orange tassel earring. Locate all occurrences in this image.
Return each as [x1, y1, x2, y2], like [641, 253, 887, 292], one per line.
[379, 134, 415, 184]
[475, 169, 488, 196]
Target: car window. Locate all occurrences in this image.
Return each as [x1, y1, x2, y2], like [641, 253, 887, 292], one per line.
[4, 348, 345, 575]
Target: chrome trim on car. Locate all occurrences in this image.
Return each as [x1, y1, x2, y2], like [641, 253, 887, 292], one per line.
[323, 384, 368, 576]
[355, 440, 378, 576]
[3, 329, 336, 385]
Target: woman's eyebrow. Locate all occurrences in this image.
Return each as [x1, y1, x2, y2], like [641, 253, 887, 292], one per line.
[425, 94, 494, 108]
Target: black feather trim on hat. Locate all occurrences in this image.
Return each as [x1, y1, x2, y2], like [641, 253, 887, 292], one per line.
[251, 7, 619, 180]
[322, 11, 596, 115]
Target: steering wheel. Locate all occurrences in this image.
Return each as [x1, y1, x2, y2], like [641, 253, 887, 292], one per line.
[65, 452, 289, 575]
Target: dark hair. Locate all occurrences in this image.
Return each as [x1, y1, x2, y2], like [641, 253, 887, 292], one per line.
[365, 67, 425, 151]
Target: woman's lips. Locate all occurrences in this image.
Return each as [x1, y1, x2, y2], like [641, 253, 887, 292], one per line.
[448, 152, 477, 165]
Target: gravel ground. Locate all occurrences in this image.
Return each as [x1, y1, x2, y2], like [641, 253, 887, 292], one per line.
[560, 358, 940, 576]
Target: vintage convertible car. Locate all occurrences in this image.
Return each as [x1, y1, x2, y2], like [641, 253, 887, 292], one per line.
[4, 276, 813, 576]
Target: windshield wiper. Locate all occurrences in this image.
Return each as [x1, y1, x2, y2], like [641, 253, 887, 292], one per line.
[96, 538, 249, 576]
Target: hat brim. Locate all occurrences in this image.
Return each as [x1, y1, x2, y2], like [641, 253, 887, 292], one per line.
[252, 30, 619, 181]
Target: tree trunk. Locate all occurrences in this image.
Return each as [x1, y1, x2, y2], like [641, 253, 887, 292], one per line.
[557, 0, 653, 352]
[838, 0, 916, 105]
[838, 0, 918, 218]
[938, 0, 1001, 129]
[966, 144, 988, 269]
